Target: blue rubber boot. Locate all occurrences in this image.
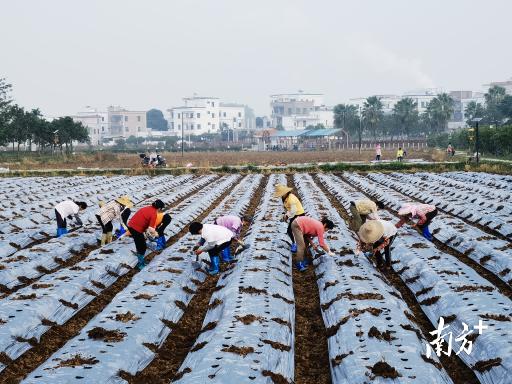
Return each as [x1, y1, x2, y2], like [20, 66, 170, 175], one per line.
[155, 236, 166, 251]
[220, 247, 233, 263]
[136, 254, 146, 270]
[208, 255, 220, 275]
[295, 261, 308, 272]
[422, 226, 433, 241]
[290, 243, 298, 253]
[56, 228, 68, 237]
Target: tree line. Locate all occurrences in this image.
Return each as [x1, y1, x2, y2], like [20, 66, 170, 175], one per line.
[333, 86, 512, 150]
[0, 78, 89, 154]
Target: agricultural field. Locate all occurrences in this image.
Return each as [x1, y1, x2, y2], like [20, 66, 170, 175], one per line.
[0, 172, 510, 384]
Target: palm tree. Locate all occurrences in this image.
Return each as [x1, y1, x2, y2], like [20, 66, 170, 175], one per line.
[484, 85, 506, 126]
[333, 104, 359, 143]
[427, 93, 454, 133]
[393, 97, 418, 139]
[362, 96, 383, 141]
[464, 101, 485, 126]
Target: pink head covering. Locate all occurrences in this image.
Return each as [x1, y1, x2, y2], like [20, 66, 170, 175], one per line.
[398, 203, 417, 217]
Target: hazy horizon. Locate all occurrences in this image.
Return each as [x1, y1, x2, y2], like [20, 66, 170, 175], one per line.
[1, 0, 511, 118]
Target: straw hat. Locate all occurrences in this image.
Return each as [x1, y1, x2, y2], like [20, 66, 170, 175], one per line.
[358, 220, 384, 244]
[274, 184, 292, 198]
[355, 200, 377, 215]
[116, 196, 134, 208]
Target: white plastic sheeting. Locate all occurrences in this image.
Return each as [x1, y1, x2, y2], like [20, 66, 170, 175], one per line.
[0, 175, 196, 289]
[175, 174, 296, 384]
[446, 172, 512, 192]
[294, 173, 452, 384]
[358, 172, 512, 286]
[340, 173, 512, 384]
[0, 175, 234, 370]
[385, 172, 512, 238]
[23, 174, 252, 383]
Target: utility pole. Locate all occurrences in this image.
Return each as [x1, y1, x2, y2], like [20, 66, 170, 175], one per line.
[472, 117, 482, 164]
[181, 111, 184, 157]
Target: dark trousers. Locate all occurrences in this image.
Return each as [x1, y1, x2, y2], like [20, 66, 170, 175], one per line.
[287, 213, 305, 243]
[376, 155, 381, 161]
[96, 208, 131, 234]
[418, 209, 438, 229]
[156, 213, 171, 237]
[208, 240, 231, 257]
[374, 235, 396, 267]
[55, 209, 67, 229]
[129, 227, 147, 255]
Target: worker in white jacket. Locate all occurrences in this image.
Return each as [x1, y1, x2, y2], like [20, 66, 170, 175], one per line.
[54, 200, 88, 237]
[189, 222, 234, 275]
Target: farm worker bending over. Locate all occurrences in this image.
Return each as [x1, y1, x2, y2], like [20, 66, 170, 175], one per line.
[349, 199, 382, 232]
[95, 196, 133, 246]
[127, 199, 166, 270]
[214, 215, 252, 261]
[357, 219, 397, 270]
[274, 184, 305, 253]
[189, 222, 234, 275]
[54, 200, 88, 237]
[396, 203, 438, 241]
[291, 216, 335, 272]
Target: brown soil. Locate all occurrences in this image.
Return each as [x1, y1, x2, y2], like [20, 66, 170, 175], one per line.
[1, 149, 432, 170]
[272, 293, 294, 304]
[115, 311, 140, 323]
[472, 358, 502, 372]
[290, 176, 331, 384]
[321, 292, 384, 311]
[454, 285, 494, 292]
[314, 174, 480, 384]
[12, 293, 36, 300]
[239, 286, 268, 295]
[87, 327, 126, 342]
[411, 242, 430, 249]
[31, 283, 53, 289]
[262, 339, 291, 352]
[133, 293, 154, 300]
[421, 354, 443, 370]
[221, 345, 254, 356]
[479, 313, 511, 322]
[331, 351, 353, 367]
[235, 314, 263, 325]
[121, 175, 267, 384]
[370, 361, 400, 379]
[0, 175, 234, 383]
[262, 370, 291, 384]
[368, 326, 397, 342]
[53, 354, 99, 369]
[419, 296, 441, 306]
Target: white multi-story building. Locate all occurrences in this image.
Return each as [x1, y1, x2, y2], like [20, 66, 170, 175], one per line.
[349, 89, 441, 115]
[270, 92, 334, 130]
[72, 108, 109, 146]
[72, 106, 148, 145]
[167, 96, 250, 137]
[484, 77, 512, 94]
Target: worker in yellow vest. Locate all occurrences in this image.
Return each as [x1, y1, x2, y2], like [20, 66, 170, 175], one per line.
[274, 184, 305, 253]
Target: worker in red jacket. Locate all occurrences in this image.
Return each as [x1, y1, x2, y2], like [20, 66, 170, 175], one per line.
[128, 199, 165, 269]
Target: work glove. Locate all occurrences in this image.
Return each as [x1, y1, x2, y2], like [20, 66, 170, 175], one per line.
[282, 214, 288, 222]
[192, 244, 200, 251]
[328, 251, 335, 256]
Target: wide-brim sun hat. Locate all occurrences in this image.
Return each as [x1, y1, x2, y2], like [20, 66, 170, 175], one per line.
[358, 220, 385, 244]
[116, 196, 134, 208]
[356, 200, 377, 215]
[274, 184, 292, 198]
[398, 203, 416, 216]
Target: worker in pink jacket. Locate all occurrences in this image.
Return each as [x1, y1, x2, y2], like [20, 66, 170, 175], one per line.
[213, 215, 252, 261]
[396, 203, 438, 240]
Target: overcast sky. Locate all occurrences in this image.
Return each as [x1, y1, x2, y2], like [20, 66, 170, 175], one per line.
[1, 0, 511, 117]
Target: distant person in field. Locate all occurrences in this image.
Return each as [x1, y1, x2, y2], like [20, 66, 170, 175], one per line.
[396, 203, 438, 241]
[396, 147, 404, 162]
[349, 199, 383, 232]
[291, 216, 335, 272]
[274, 184, 305, 253]
[96, 196, 133, 245]
[213, 215, 252, 260]
[375, 143, 382, 161]
[127, 199, 166, 269]
[189, 222, 234, 275]
[357, 219, 397, 270]
[54, 200, 87, 237]
[447, 143, 455, 158]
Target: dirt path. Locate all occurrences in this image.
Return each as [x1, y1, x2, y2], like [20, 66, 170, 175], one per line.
[312, 174, 479, 384]
[0, 175, 234, 383]
[341, 173, 512, 300]
[288, 175, 332, 384]
[122, 176, 268, 383]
